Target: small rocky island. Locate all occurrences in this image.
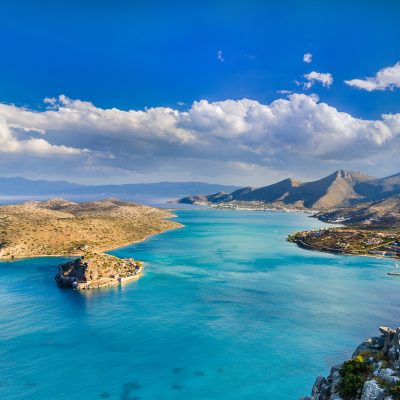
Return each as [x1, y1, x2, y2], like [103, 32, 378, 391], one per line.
[302, 326, 400, 400]
[55, 252, 143, 290]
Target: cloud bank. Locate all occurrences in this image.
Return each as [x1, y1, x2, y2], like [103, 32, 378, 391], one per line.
[0, 116, 85, 156]
[345, 61, 400, 91]
[0, 94, 399, 184]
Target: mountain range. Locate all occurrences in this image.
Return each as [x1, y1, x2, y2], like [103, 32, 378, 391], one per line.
[178, 169, 400, 210]
[0, 177, 239, 203]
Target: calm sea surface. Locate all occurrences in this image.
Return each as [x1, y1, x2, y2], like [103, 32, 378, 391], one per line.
[1, 210, 399, 400]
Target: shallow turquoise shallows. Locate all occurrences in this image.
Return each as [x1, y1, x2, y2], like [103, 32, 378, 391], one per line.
[1, 210, 399, 400]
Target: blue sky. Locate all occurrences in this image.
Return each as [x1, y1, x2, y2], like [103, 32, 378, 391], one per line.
[1, 1, 400, 185]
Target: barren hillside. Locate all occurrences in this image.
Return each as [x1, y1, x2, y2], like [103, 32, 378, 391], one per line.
[0, 198, 182, 259]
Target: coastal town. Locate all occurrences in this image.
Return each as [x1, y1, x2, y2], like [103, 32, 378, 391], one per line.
[288, 228, 400, 259]
[211, 200, 306, 212]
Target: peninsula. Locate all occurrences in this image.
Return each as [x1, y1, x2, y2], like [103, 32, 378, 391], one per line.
[288, 228, 400, 259]
[0, 198, 182, 259]
[289, 197, 400, 260]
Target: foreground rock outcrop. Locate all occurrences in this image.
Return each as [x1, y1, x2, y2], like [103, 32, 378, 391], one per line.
[55, 252, 143, 289]
[302, 326, 400, 400]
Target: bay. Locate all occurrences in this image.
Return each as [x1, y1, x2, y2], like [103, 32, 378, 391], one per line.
[0, 210, 398, 399]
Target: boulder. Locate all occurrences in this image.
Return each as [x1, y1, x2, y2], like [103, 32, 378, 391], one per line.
[374, 368, 399, 385]
[360, 380, 385, 400]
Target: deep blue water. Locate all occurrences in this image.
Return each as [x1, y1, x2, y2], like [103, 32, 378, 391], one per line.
[1, 210, 399, 400]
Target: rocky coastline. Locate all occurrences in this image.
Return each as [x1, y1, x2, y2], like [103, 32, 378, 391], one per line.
[302, 326, 400, 400]
[55, 252, 143, 290]
[288, 228, 400, 261]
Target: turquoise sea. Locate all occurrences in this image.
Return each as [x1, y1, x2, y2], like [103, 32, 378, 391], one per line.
[1, 210, 399, 400]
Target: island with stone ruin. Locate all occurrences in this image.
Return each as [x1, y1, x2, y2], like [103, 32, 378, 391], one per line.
[55, 252, 143, 290]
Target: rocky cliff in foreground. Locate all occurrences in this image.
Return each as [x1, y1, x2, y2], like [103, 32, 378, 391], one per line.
[302, 326, 400, 400]
[55, 252, 143, 290]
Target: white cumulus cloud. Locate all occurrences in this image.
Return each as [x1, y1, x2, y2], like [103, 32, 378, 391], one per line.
[0, 94, 399, 183]
[303, 71, 333, 88]
[345, 61, 400, 91]
[0, 117, 85, 156]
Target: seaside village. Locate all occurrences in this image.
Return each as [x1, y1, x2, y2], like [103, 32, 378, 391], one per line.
[289, 228, 400, 259]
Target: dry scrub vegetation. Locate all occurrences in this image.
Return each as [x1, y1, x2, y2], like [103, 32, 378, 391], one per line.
[0, 198, 182, 259]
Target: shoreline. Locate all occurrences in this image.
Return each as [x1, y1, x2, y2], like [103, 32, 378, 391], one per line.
[0, 223, 184, 262]
[2, 204, 396, 264]
[178, 201, 317, 214]
[289, 229, 400, 262]
[290, 238, 399, 261]
[175, 203, 318, 216]
[104, 224, 184, 255]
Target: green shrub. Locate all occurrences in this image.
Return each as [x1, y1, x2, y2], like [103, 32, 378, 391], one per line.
[341, 356, 367, 375]
[338, 356, 369, 400]
[339, 373, 364, 399]
[389, 382, 400, 399]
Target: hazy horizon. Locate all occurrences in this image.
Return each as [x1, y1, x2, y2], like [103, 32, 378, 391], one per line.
[0, 168, 396, 188]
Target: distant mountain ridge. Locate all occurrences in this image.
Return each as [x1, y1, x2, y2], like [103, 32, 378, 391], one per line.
[0, 177, 84, 195]
[179, 169, 400, 210]
[0, 177, 240, 200]
[354, 172, 400, 200]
